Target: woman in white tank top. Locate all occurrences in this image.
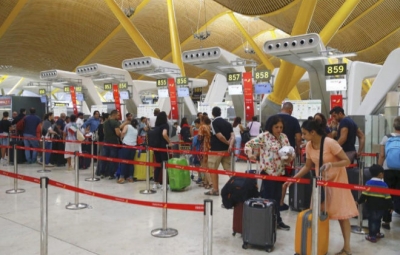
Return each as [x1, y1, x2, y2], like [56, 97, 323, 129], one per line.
[232, 117, 245, 161]
[118, 119, 138, 184]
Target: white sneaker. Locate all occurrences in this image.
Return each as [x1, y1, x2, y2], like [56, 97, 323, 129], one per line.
[152, 183, 158, 190]
[161, 185, 170, 190]
[45, 163, 54, 167]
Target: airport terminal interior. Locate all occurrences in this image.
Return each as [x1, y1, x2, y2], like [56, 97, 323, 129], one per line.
[1, 0, 400, 254]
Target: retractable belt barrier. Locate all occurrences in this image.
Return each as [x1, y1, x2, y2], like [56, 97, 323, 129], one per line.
[5, 136, 400, 197]
[0, 170, 204, 212]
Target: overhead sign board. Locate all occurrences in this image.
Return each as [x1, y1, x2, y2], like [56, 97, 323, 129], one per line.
[254, 70, 271, 81]
[156, 78, 168, 87]
[64, 86, 82, 92]
[325, 63, 347, 76]
[226, 72, 242, 83]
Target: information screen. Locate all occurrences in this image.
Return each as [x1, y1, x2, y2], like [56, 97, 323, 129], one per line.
[254, 82, 272, 94]
[40, 95, 47, 103]
[228, 85, 243, 95]
[119, 90, 130, 100]
[158, 88, 169, 98]
[177, 87, 189, 97]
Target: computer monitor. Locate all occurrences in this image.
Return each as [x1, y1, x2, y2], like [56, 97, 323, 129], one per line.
[254, 82, 272, 95]
[40, 95, 47, 103]
[177, 87, 189, 97]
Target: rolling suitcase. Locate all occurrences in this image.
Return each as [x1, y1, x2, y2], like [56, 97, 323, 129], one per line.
[167, 157, 191, 190]
[133, 149, 154, 180]
[289, 169, 313, 211]
[232, 202, 244, 236]
[9, 140, 26, 164]
[294, 177, 329, 255]
[242, 198, 277, 252]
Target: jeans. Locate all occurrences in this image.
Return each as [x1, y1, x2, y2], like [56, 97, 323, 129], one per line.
[39, 141, 52, 164]
[154, 151, 168, 184]
[23, 134, 39, 163]
[260, 177, 283, 223]
[100, 145, 119, 177]
[382, 170, 400, 223]
[368, 210, 384, 237]
[119, 147, 136, 178]
[235, 136, 241, 160]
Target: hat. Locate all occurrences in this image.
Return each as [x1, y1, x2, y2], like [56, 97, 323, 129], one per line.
[369, 164, 384, 177]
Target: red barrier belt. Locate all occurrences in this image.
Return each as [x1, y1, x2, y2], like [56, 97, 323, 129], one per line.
[0, 170, 204, 212]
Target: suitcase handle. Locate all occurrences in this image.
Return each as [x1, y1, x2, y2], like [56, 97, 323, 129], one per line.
[249, 201, 266, 208]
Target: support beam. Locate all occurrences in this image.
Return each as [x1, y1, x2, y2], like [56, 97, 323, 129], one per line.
[104, 0, 158, 58]
[268, 0, 318, 105]
[229, 12, 275, 71]
[7, 77, 24, 95]
[75, 0, 151, 69]
[0, 75, 8, 83]
[269, 0, 360, 106]
[166, 0, 185, 76]
[0, 0, 29, 39]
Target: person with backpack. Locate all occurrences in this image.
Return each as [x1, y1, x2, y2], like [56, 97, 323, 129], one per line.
[378, 116, 400, 230]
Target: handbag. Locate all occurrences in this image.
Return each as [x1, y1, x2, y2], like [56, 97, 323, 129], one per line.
[241, 122, 253, 144]
[76, 129, 85, 141]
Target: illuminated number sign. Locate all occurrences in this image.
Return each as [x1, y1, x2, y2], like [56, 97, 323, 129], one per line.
[325, 63, 347, 76]
[54, 102, 68, 107]
[226, 72, 242, 83]
[39, 89, 46, 95]
[118, 82, 127, 89]
[156, 78, 168, 87]
[64, 86, 82, 92]
[176, 77, 188, 86]
[254, 70, 271, 81]
[104, 83, 112, 91]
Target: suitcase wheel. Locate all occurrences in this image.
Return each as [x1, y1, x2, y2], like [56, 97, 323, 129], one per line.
[242, 242, 248, 249]
[232, 232, 236, 236]
[266, 247, 273, 253]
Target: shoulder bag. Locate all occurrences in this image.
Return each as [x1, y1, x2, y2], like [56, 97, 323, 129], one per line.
[241, 122, 253, 144]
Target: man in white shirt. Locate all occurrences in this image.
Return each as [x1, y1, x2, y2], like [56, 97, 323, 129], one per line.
[76, 112, 84, 130]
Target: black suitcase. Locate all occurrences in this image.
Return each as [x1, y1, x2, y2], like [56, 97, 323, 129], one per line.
[50, 140, 67, 166]
[9, 140, 26, 164]
[346, 167, 372, 201]
[242, 198, 277, 252]
[289, 170, 313, 211]
[79, 151, 91, 169]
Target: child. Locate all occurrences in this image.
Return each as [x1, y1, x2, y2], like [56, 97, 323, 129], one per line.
[357, 164, 393, 243]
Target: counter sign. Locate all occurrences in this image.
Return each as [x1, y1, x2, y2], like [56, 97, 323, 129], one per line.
[325, 63, 347, 76]
[227, 72, 242, 83]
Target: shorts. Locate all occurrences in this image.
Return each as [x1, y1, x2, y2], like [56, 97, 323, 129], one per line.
[207, 150, 231, 171]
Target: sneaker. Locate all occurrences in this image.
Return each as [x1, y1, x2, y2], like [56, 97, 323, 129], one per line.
[126, 177, 134, 183]
[117, 178, 125, 184]
[161, 185, 170, 190]
[108, 176, 116, 180]
[365, 235, 377, 243]
[382, 222, 390, 230]
[279, 203, 289, 211]
[277, 222, 290, 231]
[152, 183, 158, 190]
[37, 159, 42, 165]
[45, 163, 54, 167]
[100, 175, 105, 179]
[376, 233, 385, 238]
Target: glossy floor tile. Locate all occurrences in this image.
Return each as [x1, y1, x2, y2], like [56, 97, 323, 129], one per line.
[0, 160, 399, 255]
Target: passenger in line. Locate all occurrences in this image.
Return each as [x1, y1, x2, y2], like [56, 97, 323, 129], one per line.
[284, 120, 358, 255]
[247, 116, 261, 138]
[329, 106, 365, 163]
[245, 115, 292, 231]
[197, 115, 212, 189]
[0, 111, 11, 165]
[232, 117, 245, 162]
[63, 114, 81, 170]
[314, 113, 333, 138]
[38, 112, 57, 167]
[117, 119, 138, 184]
[22, 108, 41, 164]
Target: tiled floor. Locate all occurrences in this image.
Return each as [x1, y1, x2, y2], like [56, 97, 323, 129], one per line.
[0, 160, 399, 255]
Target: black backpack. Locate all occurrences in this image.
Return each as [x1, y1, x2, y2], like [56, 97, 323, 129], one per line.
[221, 173, 259, 209]
[147, 126, 162, 148]
[180, 126, 191, 143]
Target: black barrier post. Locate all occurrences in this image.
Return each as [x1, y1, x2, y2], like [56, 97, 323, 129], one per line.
[151, 161, 178, 238]
[6, 144, 25, 194]
[203, 199, 213, 255]
[40, 177, 49, 255]
[140, 146, 156, 194]
[66, 151, 88, 210]
[85, 139, 100, 182]
[38, 137, 51, 173]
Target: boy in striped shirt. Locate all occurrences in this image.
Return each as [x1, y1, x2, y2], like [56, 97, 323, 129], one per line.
[357, 164, 393, 243]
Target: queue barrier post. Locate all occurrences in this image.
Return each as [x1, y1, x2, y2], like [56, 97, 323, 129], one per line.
[351, 154, 372, 234]
[40, 177, 49, 255]
[203, 199, 213, 255]
[140, 146, 156, 194]
[66, 151, 88, 210]
[6, 144, 25, 194]
[230, 150, 235, 172]
[151, 161, 178, 238]
[7, 133, 10, 166]
[85, 139, 100, 182]
[311, 173, 321, 255]
[37, 137, 51, 173]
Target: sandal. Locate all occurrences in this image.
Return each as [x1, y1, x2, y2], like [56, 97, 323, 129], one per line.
[198, 182, 205, 187]
[204, 189, 219, 196]
[204, 184, 213, 189]
[335, 249, 353, 255]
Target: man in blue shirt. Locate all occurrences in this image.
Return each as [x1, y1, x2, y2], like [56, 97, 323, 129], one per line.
[329, 106, 365, 163]
[23, 108, 41, 164]
[81, 111, 100, 133]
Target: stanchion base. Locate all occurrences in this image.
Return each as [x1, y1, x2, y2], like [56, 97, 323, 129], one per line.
[6, 189, 25, 194]
[151, 228, 178, 238]
[37, 169, 51, 173]
[351, 225, 368, 234]
[85, 177, 100, 182]
[65, 203, 89, 210]
[140, 189, 157, 194]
